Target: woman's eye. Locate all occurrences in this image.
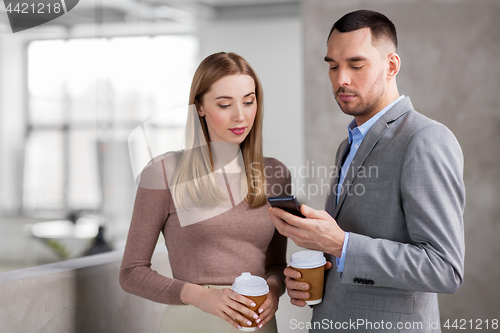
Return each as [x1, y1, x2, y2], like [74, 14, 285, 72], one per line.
[219, 104, 230, 109]
[244, 101, 254, 106]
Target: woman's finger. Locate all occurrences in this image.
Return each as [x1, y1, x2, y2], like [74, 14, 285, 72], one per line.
[257, 306, 272, 323]
[228, 290, 257, 308]
[226, 290, 258, 320]
[224, 307, 255, 329]
[257, 314, 272, 329]
[229, 300, 258, 321]
[257, 295, 272, 314]
[219, 311, 244, 330]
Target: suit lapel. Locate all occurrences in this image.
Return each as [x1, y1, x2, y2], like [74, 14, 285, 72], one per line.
[325, 139, 350, 214]
[332, 97, 414, 218]
[333, 121, 389, 218]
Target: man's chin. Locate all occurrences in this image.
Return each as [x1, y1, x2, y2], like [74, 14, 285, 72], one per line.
[338, 104, 363, 116]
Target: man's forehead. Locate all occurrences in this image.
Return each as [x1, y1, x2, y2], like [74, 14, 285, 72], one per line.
[326, 28, 384, 60]
[328, 28, 373, 48]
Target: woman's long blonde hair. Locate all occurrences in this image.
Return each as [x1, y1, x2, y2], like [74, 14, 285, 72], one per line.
[172, 52, 267, 209]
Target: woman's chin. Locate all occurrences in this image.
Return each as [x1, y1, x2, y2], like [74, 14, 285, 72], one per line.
[226, 136, 248, 145]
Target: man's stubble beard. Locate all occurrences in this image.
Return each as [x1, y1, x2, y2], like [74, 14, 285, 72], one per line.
[335, 68, 386, 117]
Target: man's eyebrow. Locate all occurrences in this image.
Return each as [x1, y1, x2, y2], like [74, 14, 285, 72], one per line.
[324, 56, 368, 62]
[347, 56, 368, 62]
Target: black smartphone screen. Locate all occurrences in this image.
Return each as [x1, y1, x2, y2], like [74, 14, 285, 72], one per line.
[268, 195, 305, 218]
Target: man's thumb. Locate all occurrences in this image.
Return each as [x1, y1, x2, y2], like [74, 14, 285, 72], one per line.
[301, 204, 328, 219]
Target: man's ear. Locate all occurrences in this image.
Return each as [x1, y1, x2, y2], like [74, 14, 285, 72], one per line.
[387, 52, 401, 79]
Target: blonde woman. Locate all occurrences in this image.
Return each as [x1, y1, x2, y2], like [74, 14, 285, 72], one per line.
[120, 52, 291, 333]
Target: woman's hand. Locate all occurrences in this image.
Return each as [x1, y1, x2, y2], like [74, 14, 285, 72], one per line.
[180, 283, 259, 330]
[255, 278, 282, 329]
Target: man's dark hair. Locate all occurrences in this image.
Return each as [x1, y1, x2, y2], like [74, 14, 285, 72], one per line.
[328, 10, 397, 50]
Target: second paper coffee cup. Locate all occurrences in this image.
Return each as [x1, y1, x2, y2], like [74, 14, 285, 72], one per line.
[232, 272, 269, 331]
[290, 250, 327, 305]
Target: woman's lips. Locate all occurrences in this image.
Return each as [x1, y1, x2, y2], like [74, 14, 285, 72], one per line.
[229, 127, 246, 135]
[338, 94, 356, 102]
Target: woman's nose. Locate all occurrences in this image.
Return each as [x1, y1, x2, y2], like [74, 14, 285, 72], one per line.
[231, 105, 245, 121]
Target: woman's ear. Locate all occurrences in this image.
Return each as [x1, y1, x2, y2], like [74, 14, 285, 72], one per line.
[195, 102, 205, 117]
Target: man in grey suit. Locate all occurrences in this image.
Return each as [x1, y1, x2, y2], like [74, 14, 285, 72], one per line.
[269, 10, 465, 332]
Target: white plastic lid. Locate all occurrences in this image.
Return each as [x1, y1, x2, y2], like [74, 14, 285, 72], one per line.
[232, 273, 269, 296]
[289, 250, 327, 269]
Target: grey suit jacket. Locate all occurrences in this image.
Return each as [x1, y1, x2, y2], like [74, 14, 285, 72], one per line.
[310, 97, 465, 332]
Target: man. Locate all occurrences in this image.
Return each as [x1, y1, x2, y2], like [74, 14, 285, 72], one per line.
[269, 10, 465, 332]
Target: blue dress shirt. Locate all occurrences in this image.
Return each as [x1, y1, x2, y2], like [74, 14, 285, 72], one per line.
[336, 95, 405, 272]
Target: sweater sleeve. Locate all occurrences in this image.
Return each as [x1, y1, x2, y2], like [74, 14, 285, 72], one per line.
[119, 157, 187, 305]
[264, 158, 291, 295]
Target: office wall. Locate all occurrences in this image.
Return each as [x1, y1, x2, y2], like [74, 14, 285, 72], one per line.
[0, 35, 25, 216]
[198, 16, 306, 197]
[0, 250, 169, 333]
[303, 0, 500, 328]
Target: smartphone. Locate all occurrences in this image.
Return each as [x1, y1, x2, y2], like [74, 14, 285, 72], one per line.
[268, 195, 305, 218]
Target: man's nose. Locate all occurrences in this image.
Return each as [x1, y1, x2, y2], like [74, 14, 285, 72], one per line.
[336, 68, 351, 87]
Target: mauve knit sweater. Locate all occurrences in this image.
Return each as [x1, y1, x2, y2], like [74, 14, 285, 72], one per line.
[119, 153, 291, 305]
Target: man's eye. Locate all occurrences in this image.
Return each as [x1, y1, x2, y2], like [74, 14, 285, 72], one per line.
[352, 66, 363, 69]
[330, 66, 338, 71]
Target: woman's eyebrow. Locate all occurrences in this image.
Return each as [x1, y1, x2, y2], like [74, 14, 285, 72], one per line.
[215, 92, 255, 100]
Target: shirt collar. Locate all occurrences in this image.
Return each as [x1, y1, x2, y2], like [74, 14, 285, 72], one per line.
[348, 95, 405, 143]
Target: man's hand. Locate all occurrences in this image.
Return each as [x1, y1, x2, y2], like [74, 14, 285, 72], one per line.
[284, 263, 333, 307]
[268, 204, 345, 257]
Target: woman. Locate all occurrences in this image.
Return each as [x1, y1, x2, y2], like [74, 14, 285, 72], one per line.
[120, 52, 291, 332]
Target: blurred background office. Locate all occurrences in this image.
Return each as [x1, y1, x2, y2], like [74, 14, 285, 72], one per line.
[0, 0, 304, 269]
[0, 0, 499, 332]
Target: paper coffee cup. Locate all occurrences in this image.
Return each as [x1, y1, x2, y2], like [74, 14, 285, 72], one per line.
[290, 250, 326, 305]
[232, 272, 269, 331]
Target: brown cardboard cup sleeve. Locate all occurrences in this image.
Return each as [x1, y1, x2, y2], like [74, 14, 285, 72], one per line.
[289, 250, 327, 305]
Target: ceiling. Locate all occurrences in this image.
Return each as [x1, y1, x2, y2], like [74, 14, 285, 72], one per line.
[0, 0, 300, 37]
[37, 0, 300, 25]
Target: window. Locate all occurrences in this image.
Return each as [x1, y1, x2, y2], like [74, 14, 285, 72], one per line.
[24, 35, 198, 217]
